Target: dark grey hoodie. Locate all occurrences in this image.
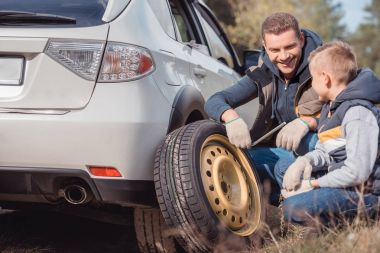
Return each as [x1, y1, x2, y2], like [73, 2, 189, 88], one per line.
[261, 29, 322, 123]
[205, 29, 322, 141]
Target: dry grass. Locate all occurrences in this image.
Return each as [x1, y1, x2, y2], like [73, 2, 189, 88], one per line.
[258, 206, 380, 253]
[2, 206, 380, 253]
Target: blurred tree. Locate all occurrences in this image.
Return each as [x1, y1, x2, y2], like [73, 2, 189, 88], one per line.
[291, 0, 346, 41]
[349, 0, 380, 75]
[206, 0, 294, 55]
[205, 0, 346, 61]
[204, 0, 235, 26]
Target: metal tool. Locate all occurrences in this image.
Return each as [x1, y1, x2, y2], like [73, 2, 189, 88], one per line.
[251, 121, 287, 147]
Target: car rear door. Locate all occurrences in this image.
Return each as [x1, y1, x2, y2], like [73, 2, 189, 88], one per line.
[168, 0, 239, 100]
[168, 0, 258, 127]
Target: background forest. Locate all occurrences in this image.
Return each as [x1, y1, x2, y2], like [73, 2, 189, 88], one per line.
[205, 0, 380, 75]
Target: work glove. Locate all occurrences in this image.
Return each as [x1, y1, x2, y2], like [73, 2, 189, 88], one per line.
[281, 180, 314, 199]
[276, 118, 309, 151]
[283, 156, 312, 191]
[225, 117, 252, 149]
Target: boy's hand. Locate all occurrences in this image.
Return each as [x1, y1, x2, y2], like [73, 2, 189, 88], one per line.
[281, 180, 314, 199]
[283, 156, 312, 191]
[225, 118, 252, 149]
[276, 118, 309, 151]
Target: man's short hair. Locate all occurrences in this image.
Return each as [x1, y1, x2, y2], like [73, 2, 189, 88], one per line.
[309, 41, 358, 84]
[261, 12, 301, 40]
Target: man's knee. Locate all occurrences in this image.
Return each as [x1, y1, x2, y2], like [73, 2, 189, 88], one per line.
[274, 157, 295, 186]
[296, 132, 318, 155]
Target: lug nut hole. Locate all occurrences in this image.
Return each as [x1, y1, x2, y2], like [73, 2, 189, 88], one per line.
[221, 181, 228, 194]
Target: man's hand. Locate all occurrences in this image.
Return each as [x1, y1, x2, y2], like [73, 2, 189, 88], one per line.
[281, 180, 313, 199]
[276, 118, 309, 151]
[225, 117, 252, 149]
[283, 156, 312, 191]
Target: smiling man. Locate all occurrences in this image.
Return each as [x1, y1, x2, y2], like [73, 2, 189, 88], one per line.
[205, 12, 323, 204]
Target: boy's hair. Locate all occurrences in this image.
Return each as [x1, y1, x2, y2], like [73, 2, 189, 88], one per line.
[308, 41, 358, 84]
[261, 12, 301, 40]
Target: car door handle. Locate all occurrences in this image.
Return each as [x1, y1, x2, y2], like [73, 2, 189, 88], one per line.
[193, 66, 207, 78]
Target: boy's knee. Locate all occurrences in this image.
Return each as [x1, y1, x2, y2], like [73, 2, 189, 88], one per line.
[283, 198, 312, 224]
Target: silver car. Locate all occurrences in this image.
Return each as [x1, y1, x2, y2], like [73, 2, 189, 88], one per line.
[0, 0, 261, 252]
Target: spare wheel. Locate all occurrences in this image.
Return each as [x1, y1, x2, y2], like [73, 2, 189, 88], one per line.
[154, 120, 264, 252]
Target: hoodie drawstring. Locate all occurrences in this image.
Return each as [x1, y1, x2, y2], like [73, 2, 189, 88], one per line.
[271, 75, 277, 120]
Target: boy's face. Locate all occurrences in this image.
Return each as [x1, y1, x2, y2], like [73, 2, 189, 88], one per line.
[263, 29, 304, 81]
[310, 63, 329, 102]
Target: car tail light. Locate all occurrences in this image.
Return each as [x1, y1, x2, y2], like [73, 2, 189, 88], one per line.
[89, 166, 122, 177]
[45, 40, 105, 81]
[98, 42, 155, 82]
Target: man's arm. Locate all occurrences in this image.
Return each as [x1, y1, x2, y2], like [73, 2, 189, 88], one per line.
[300, 116, 318, 131]
[204, 75, 258, 123]
[221, 109, 240, 123]
[275, 103, 321, 151]
[316, 106, 379, 188]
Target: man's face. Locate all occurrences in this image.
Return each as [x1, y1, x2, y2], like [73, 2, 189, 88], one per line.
[263, 29, 304, 80]
[310, 63, 329, 102]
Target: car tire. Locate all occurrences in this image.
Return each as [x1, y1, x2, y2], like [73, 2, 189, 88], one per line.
[154, 120, 264, 252]
[134, 207, 179, 253]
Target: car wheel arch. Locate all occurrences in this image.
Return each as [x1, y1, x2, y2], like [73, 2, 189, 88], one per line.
[167, 85, 208, 134]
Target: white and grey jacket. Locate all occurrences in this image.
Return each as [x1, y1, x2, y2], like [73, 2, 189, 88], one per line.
[304, 69, 380, 194]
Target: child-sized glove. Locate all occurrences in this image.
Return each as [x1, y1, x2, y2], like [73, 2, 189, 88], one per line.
[225, 117, 252, 149]
[281, 180, 314, 199]
[283, 156, 312, 191]
[276, 118, 309, 151]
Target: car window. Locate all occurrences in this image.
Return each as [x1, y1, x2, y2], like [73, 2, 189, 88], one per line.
[194, 7, 234, 67]
[147, 0, 176, 39]
[0, 0, 108, 27]
[168, 0, 196, 43]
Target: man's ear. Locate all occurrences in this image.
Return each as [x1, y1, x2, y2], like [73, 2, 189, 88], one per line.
[262, 40, 266, 50]
[299, 31, 305, 47]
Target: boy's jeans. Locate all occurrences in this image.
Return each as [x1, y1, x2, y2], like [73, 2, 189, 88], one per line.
[246, 132, 318, 204]
[283, 188, 380, 225]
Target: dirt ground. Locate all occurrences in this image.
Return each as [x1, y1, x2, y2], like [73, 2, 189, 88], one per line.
[0, 209, 140, 253]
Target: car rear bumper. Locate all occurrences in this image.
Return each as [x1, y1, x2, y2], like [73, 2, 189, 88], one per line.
[0, 78, 172, 181]
[0, 166, 157, 207]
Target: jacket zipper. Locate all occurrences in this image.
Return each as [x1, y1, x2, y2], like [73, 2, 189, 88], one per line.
[285, 82, 290, 121]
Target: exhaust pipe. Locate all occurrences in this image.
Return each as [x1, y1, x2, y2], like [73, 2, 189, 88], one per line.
[61, 184, 92, 205]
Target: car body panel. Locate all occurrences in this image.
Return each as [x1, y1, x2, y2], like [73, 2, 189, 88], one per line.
[102, 0, 131, 22]
[106, 0, 193, 104]
[0, 0, 259, 208]
[0, 76, 171, 180]
[0, 25, 109, 109]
